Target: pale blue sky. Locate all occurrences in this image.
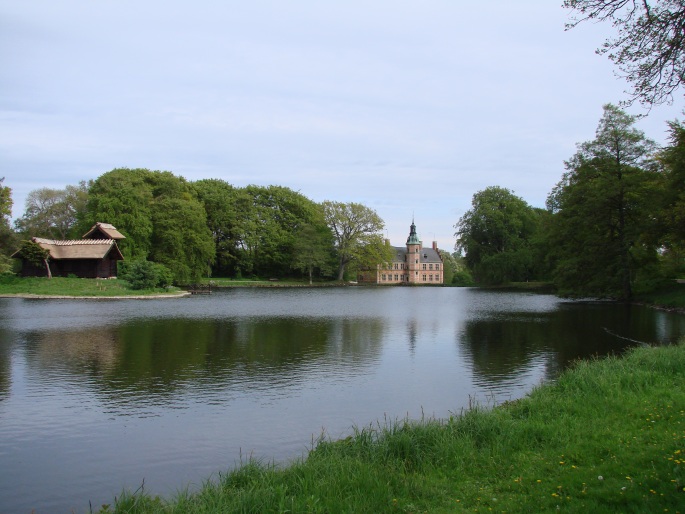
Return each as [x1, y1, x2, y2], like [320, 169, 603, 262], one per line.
[2, 1, 683, 250]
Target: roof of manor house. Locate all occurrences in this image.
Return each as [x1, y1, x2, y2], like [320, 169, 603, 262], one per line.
[392, 246, 442, 263]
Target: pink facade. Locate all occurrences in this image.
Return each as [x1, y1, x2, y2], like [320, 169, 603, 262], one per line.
[358, 221, 444, 285]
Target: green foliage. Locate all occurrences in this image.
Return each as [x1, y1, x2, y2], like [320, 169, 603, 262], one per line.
[564, 0, 685, 106]
[0, 177, 11, 224]
[322, 201, 387, 280]
[86, 168, 155, 258]
[0, 177, 16, 268]
[455, 186, 541, 284]
[149, 196, 214, 284]
[85, 169, 214, 283]
[100, 342, 685, 513]
[655, 120, 685, 278]
[17, 240, 50, 267]
[193, 179, 240, 276]
[452, 268, 475, 286]
[119, 260, 174, 290]
[194, 181, 326, 279]
[291, 223, 335, 284]
[546, 104, 659, 299]
[240, 185, 324, 278]
[14, 182, 89, 239]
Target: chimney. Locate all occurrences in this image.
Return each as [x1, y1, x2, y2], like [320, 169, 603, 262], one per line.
[432, 241, 438, 251]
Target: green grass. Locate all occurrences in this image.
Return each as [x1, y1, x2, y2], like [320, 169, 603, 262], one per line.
[0, 275, 182, 297]
[635, 281, 685, 310]
[100, 342, 685, 513]
[202, 277, 340, 287]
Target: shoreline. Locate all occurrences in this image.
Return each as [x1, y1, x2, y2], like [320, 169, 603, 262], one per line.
[0, 291, 192, 300]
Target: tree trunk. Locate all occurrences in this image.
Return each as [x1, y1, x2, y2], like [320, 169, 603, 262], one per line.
[43, 258, 52, 279]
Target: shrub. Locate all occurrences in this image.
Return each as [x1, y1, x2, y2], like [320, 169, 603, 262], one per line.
[452, 268, 475, 286]
[119, 260, 173, 290]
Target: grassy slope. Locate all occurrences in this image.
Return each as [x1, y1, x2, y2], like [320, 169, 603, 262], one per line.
[104, 343, 685, 513]
[635, 282, 685, 310]
[0, 275, 181, 297]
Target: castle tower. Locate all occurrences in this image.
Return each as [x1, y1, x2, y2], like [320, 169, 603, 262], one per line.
[406, 219, 422, 284]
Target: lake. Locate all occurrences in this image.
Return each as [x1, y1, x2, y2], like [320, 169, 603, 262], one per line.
[0, 287, 683, 512]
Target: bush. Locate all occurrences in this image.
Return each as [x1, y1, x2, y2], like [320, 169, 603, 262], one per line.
[452, 268, 475, 286]
[119, 260, 173, 290]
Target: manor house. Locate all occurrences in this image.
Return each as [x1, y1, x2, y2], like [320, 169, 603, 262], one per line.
[358, 220, 444, 285]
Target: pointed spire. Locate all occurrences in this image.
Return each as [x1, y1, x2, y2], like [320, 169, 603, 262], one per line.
[407, 218, 420, 245]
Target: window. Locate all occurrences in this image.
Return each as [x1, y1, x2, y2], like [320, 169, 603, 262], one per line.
[394, 263, 398, 270]
[422, 274, 427, 281]
[435, 264, 440, 270]
[382, 274, 386, 281]
[415, 259, 418, 264]
[394, 274, 399, 281]
[429, 263, 433, 270]
[422, 264, 426, 270]
[429, 274, 433, 281]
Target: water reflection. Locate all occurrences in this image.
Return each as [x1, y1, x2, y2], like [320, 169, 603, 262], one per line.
[19, 317, 385, 413]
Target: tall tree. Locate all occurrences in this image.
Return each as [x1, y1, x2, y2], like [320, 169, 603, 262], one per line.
[291, 224, 334, 284]
[0, 177, 11, 224]
[655, 120, 685, 276]
[242, 185, 322, 277]
[563, 0, 685, 106]
[322, 201, 389, 280]
[0, 178, 15, 273]
[455, 186, 540, 284]
[14, 182, 89, 239]
[85, 168, 154, 258]
[86, 168, 214, 283]
[193, 179, 243, 276]
[546, 104, 659, 299]
[149, 196, 215, 284]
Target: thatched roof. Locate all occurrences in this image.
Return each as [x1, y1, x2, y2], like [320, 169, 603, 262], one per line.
[27, 237, 124, 260]
[82, 222, 126, 240]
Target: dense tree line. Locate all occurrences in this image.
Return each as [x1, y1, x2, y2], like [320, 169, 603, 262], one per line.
[0, 177, 15, 273]
[5, 168, 390, 284]
[455, 104, 685, 299]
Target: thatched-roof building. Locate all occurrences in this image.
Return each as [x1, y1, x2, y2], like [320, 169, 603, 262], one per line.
[12, 223, 125, 278]
[82, 222, 126, 241]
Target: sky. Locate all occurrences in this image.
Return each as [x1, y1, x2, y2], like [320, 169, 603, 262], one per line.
[2, 1, 684, 251]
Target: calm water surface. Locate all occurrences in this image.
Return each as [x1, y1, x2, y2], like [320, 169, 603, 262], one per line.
[0, 287, 683, 512]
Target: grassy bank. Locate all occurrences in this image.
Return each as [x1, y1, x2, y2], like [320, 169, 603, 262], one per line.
[0, 275, 182, 297]
[205, 277, 330, 287]
[635, 281, 685, 311]
[102, 342, 684, 513]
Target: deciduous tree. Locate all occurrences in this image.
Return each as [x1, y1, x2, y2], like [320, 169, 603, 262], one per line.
[546, 104, 659, 298]
[564, 0, 685, 106]
[291, 224, 334, 284]
[14, 182, 89, 239]
[322, 201, 389, 280]
[0, 178, 15, 273]
[86, 168, 215, 283]
[654, 120, 685, 276]
[455, 186, 540, 284]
